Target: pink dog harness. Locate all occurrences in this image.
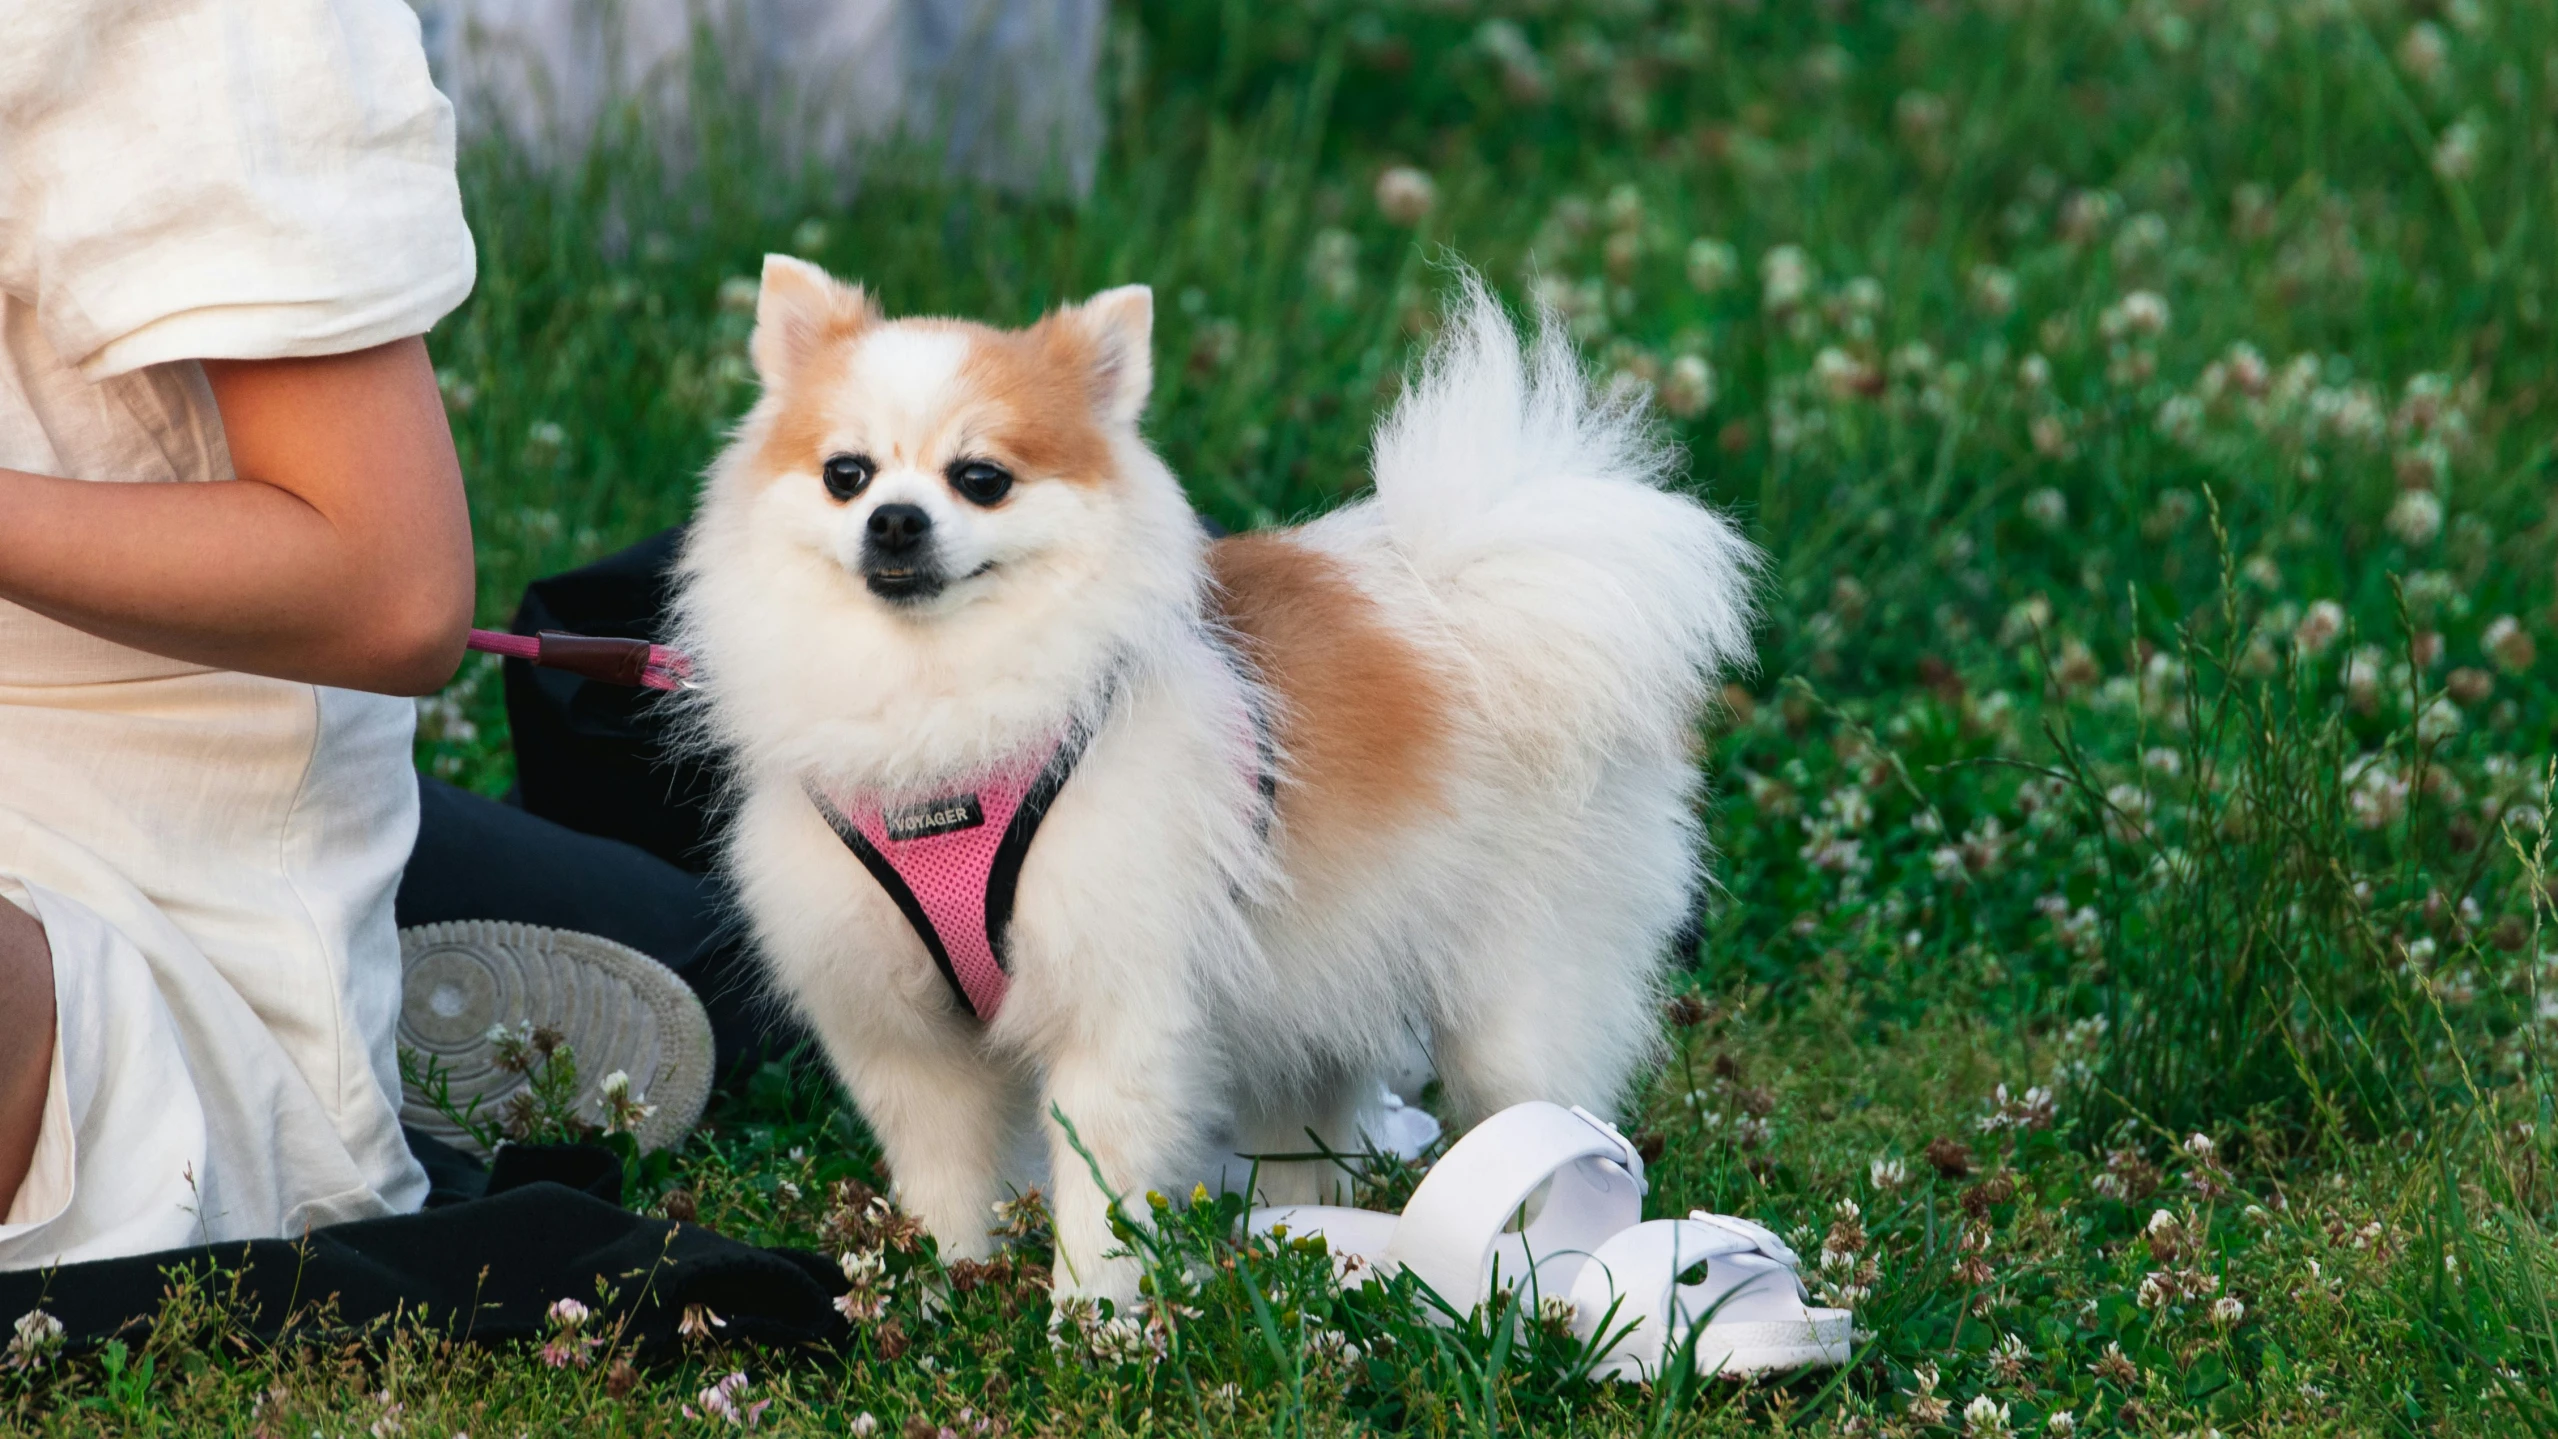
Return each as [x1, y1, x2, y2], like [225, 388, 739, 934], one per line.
[803, 723, 1094, 1025]
[458, 628, 1274, 1026]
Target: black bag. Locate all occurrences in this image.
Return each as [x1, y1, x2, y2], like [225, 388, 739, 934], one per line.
[504, 527, 729, 873]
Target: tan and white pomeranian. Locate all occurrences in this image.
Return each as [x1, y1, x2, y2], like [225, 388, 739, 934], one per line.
[673, 255, 1758, 1300]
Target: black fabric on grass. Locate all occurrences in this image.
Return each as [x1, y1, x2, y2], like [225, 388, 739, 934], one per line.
[0, 1176, 846, 1357]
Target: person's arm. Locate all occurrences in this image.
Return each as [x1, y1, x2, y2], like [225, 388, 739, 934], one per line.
[0, 337, 473, 696]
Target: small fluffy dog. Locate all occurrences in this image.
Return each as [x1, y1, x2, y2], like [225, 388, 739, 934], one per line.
[673, 256, 1757, 1299]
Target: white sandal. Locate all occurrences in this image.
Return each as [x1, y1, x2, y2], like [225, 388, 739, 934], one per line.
[1249, 1102, 1853, 1378]
[1567, 1213, 1853, 1379]
[1250, 1101, 1646, 1314]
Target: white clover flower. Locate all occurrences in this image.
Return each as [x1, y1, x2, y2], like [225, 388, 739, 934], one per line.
[2294, 600, 2346, 657]
[2397, 22, 2449, 88]
[2482, 615, 2535, 673]
[2212, 1295, 2246, 1325]
[1305, 228, 1360, 305]
[2017, 352, 2052, 391]
[5, 1309, 65, 1371]
[1963, 1394, 2013, 1438]
[1659, 354, 1717, 418]
[2100, 290, 2171, 341]
[717, 275, 760, 311]
[547, 1297, 591, 1330]
[2156, 393, 2203, 444]
[1871, 1156, 1910, 1190]
[2386, 490, 2444, 546]
[1373, 166, 1438, 226]
[1760, 245, 1815, 311]
[1970, 265, 2018, 317]
[1686, 238, 1739, 293]
[2023, 487, 2067, 531]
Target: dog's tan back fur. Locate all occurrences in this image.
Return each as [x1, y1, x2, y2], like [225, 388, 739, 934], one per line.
[1209, 531, 1455, 866]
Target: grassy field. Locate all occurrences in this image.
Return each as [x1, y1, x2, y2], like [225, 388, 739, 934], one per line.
[13, 0, 2558, 1432]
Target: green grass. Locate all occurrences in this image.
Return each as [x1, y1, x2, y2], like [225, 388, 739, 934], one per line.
[15, 0, 2558, 1431]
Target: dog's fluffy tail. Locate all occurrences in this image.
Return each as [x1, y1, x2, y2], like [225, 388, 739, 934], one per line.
[1369, 274, 1760, 772]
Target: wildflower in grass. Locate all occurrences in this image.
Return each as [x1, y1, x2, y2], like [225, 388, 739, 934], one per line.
[2092, 1341, 2139, 1385]
[684, 1371, 770, 1428]
[2395, 439, 2449, 491]
[2099, 290, 2171, 341]
[1904, 1362, 1952, 1425]
[2396, 22, 2449, 88]
[2022, 486, 2067, 531]
[1895, 90, 1949, 142]
[2094, 1150, 2161, 1202]
[1686, 238, 1738, 292]
[834, 1247, 893, 1322]
[598, 1069, 658, 1136]
[2058, 189, 2120, 246]
[1988, 1332, 2033, 1384]
[2212, 1295, 2246, 1325]
[1090, 1315, 1161, 1365]
[1970, 265, 2018, 317]
[1373, 166, 1436, 226]
[2294, 599, 2346, 657]
[1659, 354, 1716, 418]
[1977, 1084, 2057, 1134]
[2346, 755, 2410, 829]
[679, 1304, 727, 1343]
[1964, 1394, 2014, 1438]
[1304, 229, 1360, 305]
[2113, 212, 2169, 268]
[2386, 489, 2444, 546]
[1870, 1155, 1910, 1190]
[2416, 695, 2462, 742]
[2046, 1410, 2077, 1436]
[1813, 346, 1880, 401]
[1760, 245, 1815, 312]
[538, 1297, 599, 1368]
[2030, 411, 2074, 457]
[1930, 845, 1968, 885]
[850, 1415, 879, 1436]
[2155, 393, 2203, 445]
[717, 275, 760, 312]
[1476, 19, 1551, 103]
[2482, 615, 2535, 672]
[2341, 645, 2386, 712]
[1534, 1294, 1580, 1334]
[2015, 353, 2052, 393]
[5, 1309, 64, 1370]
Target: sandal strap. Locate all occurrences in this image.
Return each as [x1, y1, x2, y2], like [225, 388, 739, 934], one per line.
[1382, 1102, 1645, 1313]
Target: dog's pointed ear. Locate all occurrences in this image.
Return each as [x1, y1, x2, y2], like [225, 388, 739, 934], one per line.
[751, 254, 878, 383]
[1067, 285, 1153, 425]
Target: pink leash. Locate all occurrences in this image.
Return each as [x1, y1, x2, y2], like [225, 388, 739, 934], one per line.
[466, 627, 692, 690]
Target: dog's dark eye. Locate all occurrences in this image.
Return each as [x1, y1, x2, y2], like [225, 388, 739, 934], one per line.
[821, 453, 874, 502]
[948, 460, 1013, 507]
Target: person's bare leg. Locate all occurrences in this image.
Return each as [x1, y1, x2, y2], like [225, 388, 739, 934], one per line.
[0, 895, 55, 1216]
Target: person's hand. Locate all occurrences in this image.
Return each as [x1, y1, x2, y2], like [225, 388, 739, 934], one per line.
[0, 337, 473, 694]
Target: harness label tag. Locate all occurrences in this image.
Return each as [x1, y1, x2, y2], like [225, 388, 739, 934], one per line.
[882, 792, 985, 841]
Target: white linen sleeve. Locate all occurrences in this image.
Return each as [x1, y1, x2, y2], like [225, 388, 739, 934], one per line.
[0, 0, 477, 381]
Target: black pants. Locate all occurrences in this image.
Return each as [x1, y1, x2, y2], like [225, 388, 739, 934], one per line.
[394, 775, 794, 1084]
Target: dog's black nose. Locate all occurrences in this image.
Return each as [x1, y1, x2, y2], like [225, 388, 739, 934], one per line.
[867, 503, 931, 553]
